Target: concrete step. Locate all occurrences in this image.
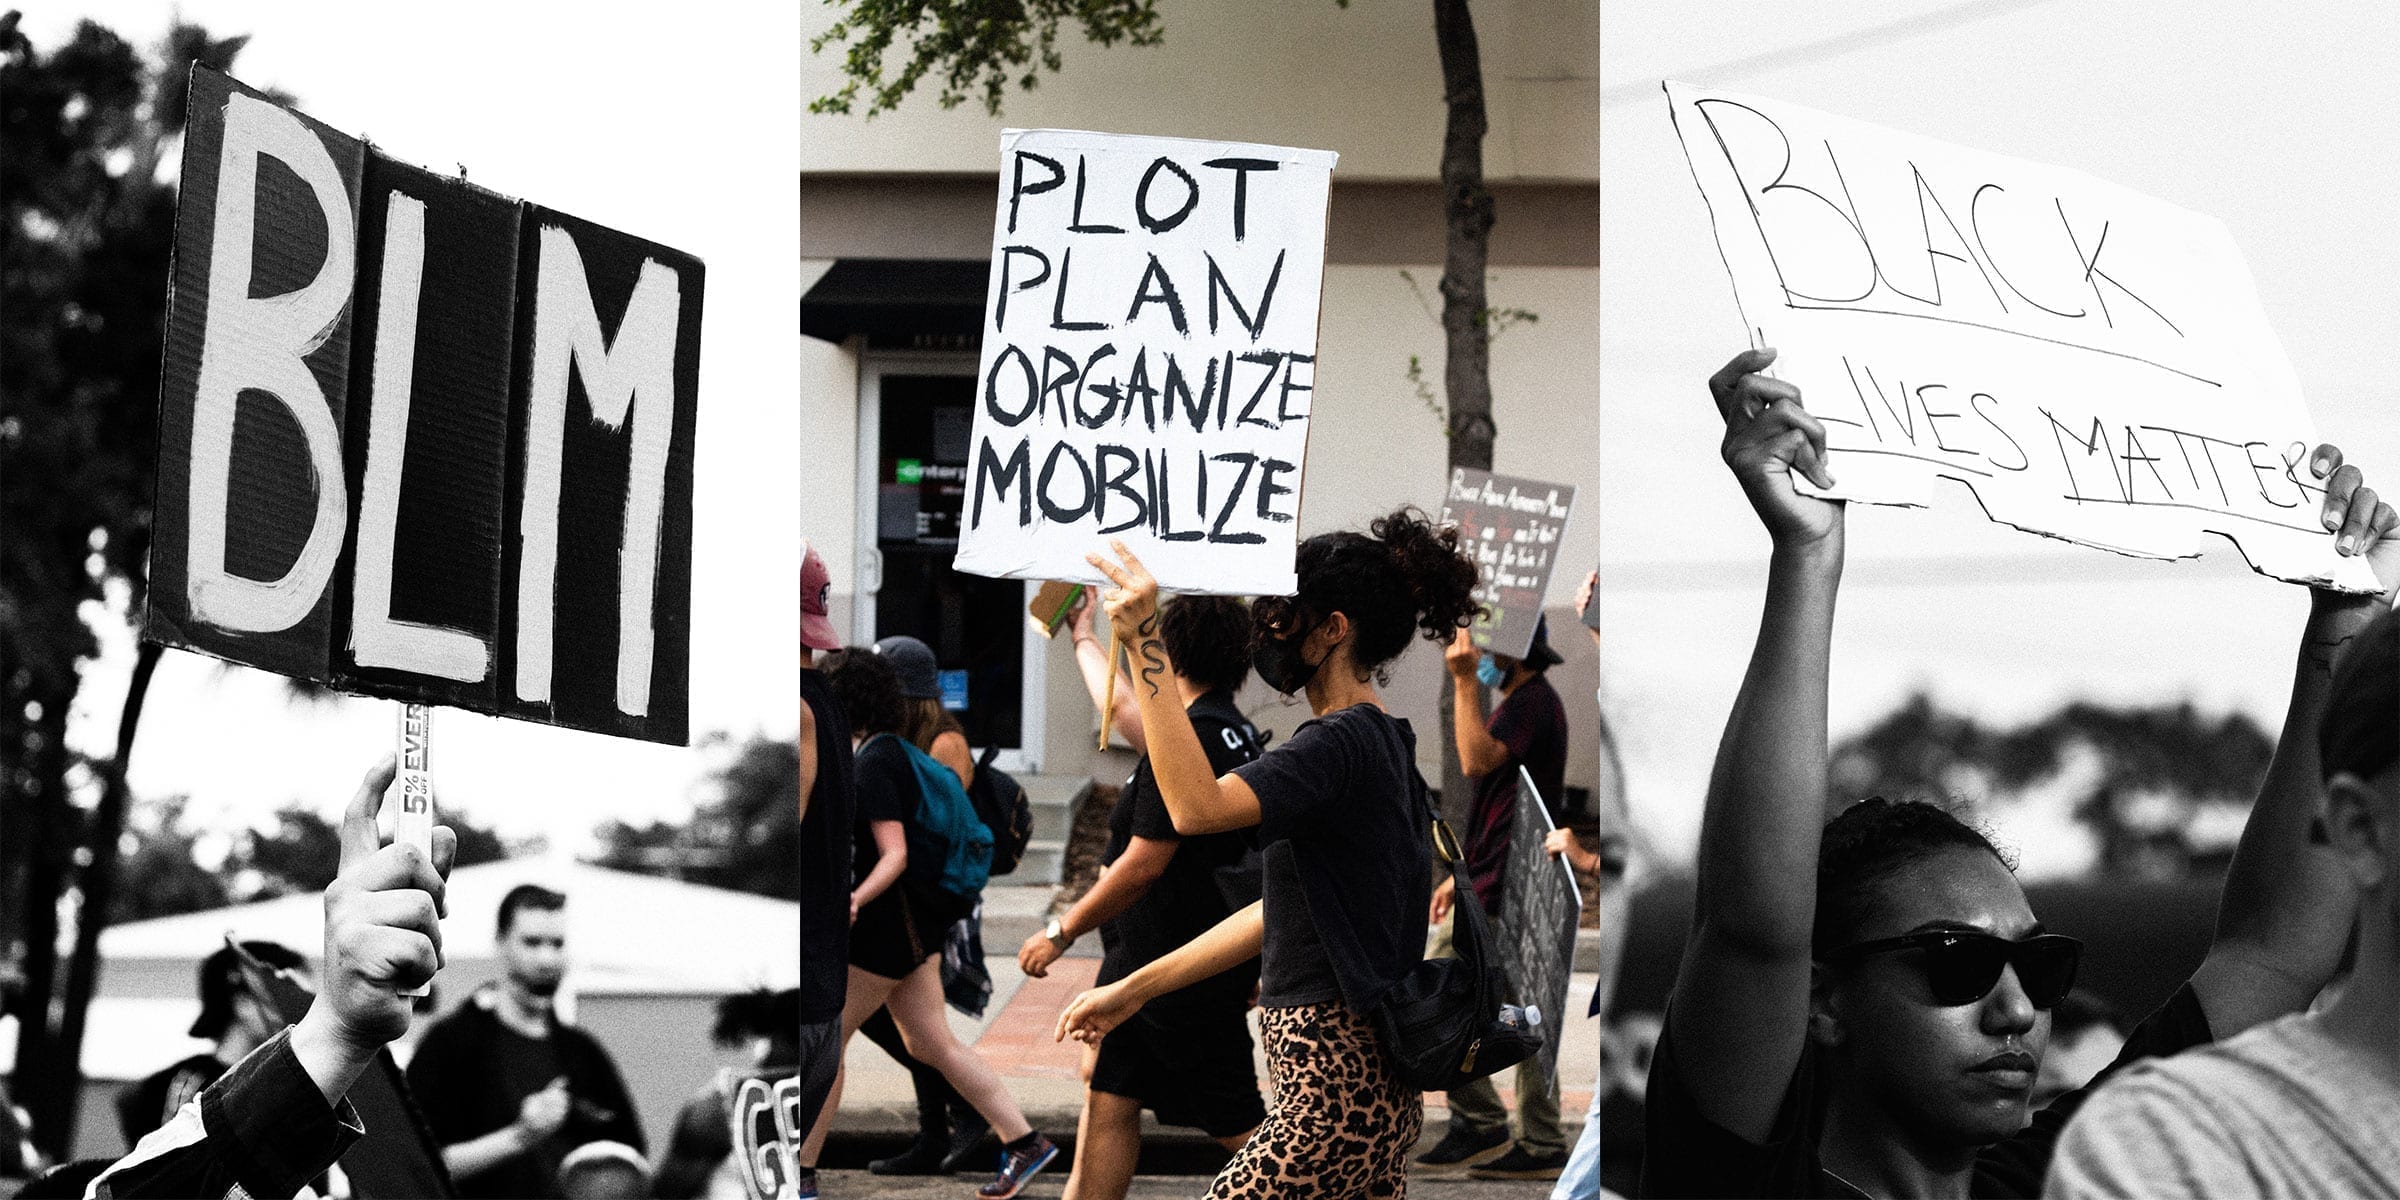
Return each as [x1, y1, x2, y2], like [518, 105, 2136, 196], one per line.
[993, 773, 1089, 886]
[1007, 840, 1065, 886]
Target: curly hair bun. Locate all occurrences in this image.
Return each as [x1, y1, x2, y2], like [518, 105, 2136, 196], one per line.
[1370, 507, 1483, 644]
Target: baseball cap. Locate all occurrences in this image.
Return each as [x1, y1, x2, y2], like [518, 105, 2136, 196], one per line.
[1519, 617, 1565, 671]
[801, 543, 839, 652]
[190, 941, 305, 1039]
[874, 635, 942, 700]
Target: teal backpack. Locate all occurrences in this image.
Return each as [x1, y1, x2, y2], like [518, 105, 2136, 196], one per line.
[871, 734, 994, 905]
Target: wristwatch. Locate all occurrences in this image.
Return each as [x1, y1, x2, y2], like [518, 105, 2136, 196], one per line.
[1044, 918, 1074, 951]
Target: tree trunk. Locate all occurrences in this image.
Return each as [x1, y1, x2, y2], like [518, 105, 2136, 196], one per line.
[1432, 0, 1496, 830]
[52, 640, 165, 1156]
[10, 676, 75, 1161]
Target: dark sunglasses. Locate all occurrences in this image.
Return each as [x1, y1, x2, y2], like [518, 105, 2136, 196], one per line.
[1819, 930, 2083, 1009]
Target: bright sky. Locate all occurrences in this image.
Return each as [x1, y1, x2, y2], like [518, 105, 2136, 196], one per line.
[30, 4, 800, 849]
[1602, 0, 2400, 875]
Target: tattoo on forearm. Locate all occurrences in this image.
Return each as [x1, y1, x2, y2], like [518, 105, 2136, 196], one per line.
[1135, 613, 1167, 699]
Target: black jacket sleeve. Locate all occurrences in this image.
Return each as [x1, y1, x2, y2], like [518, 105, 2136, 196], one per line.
[90, 1030, 361, 1200]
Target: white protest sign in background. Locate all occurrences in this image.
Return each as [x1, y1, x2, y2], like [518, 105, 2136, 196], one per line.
[1666, 81, 2378, 592]
[954, 129, 1337, 597]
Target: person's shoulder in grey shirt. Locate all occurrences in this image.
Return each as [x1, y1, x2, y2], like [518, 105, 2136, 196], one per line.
[2047, 1011, 2400, 1199]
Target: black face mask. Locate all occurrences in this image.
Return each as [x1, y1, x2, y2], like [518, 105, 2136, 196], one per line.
[1252, 624, 1324, 695]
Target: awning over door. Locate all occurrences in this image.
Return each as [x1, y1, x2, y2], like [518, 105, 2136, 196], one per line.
[800, 258, 989, 349]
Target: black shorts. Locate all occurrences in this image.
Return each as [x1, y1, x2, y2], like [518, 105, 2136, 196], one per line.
[1091, 996, 1266, 1138]
[848, 886, 950, 980]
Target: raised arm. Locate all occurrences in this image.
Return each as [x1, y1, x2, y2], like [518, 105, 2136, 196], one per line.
[1665, 347, 1846, 1144]
[2189, 445, 2398, 1036]
[1066, 591, 1147, 753]
[1445, 629, 1511, 777]
[1087, 543, 1263, 834]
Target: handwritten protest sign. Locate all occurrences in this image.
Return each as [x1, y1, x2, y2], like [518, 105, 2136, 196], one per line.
[1495, 767, 1580, 1088]
[731, 1071, 803, 1200]
[1441, 468, 1575, 659]
[1666, 82, 2377, 592]
[146, 67, 702, 744]
[953, 129, 1337, 596]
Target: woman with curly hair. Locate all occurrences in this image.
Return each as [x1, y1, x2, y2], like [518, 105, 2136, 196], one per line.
[1061, 508, 1481, 1198]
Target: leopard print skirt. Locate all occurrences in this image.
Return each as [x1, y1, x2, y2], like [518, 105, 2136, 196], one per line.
[1208, 1003, 1424, 1198]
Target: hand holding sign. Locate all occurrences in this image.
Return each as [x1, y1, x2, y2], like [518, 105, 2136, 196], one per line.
[2302, 445, 2400, 616]
[1444, 627, 1480, 681]
[1711, 348, 1842, 549]
[318, 757, 454, 1046]
[289, 757, 454, 1105]
[1084, 539, 1162, 641]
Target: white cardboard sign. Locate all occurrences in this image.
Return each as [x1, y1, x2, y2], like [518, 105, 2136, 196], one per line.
[1666, 81, 2376, 591]
[953, 129, 1337, 596]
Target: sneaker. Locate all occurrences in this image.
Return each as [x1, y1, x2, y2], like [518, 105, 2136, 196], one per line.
[1413, 1123, 1511, 1169]
[868, 1131, 951, 1175]
[936, 1108, 993, 1176]
[797, 1167, 818, 1199]
[1468, 1144, 1571, 1180]
[975, 1133, 1059, 1199]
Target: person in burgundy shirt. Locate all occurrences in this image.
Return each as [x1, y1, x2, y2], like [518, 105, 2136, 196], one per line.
[1418, 618, 1571, 1178]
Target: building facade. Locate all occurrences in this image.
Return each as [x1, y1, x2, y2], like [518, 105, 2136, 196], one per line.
[801, 0, 1600, 793]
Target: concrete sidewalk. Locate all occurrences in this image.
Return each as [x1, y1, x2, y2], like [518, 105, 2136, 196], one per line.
[823, 884, 1601, 1167]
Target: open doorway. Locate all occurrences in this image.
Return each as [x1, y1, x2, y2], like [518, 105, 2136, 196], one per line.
[852, 359, 1044, 770]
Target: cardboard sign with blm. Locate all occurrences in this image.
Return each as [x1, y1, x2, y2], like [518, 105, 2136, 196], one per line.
[147, 67, 701, 744]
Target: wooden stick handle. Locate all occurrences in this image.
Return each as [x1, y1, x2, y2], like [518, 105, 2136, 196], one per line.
[1100, 630, 1122, 751]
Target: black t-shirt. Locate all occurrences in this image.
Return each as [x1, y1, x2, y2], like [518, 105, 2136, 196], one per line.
[1095, 691, 1263, 1008]
[849, 735, 914, 890]
[1465, 674, 1569, 911]
[1640, 982, 2216, 1198]
[1234, 704, 1433, 1013]
[800, 669, 855, 1024]
[406, 996, 647, 1200]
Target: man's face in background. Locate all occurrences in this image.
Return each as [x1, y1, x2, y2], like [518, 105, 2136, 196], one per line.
[501, 906, 568, 998]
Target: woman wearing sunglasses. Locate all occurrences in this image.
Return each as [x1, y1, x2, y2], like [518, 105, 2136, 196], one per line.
[1642, 348, 2384, 1199]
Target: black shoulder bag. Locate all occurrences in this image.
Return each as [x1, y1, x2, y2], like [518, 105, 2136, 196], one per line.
[1368, 772, 1544, 1091]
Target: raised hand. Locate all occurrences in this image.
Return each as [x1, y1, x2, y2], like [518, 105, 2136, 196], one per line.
[1711, 348, 1842, 548]
[2307, 443, 2400, 605]
[313, 757, 456, 1054]
[1084, 539, 1161, 639]
[1444, 627, 1480, 680]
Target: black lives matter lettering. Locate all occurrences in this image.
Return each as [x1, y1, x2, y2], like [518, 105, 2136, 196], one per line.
[1670, 82, 2368, 587]
[960, 132, 1330, 589]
